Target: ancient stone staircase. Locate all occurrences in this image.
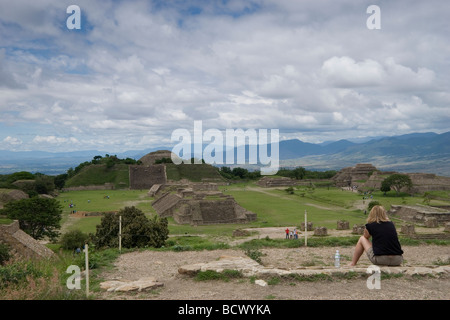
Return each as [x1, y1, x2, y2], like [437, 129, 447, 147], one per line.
[0, 220, 55, 260]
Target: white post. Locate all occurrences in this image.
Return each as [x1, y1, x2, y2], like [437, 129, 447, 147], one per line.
[84, 243, 89, 297]
[304, 209, 307, 247]
[119, 215, 122, 252]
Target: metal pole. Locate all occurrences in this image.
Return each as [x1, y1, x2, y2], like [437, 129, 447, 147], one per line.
[304, 209, 307, 247]
[119, 215, 122, 252]
[84, 243, 89, 296]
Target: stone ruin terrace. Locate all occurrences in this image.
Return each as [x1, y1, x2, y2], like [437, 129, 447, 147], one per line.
[151, 182, 257, 225]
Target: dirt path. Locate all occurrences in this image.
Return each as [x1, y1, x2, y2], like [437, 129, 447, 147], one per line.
[98, 244, 450, 300]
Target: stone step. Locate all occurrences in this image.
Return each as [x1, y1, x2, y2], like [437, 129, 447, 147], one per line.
[178, 255, 450, 278]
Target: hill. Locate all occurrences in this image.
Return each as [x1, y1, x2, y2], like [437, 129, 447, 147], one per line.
[165, 163, 225, 182]
[64, 164, 130, 189]
[1, 131, 449, 176]
[279, 131, 450, 176]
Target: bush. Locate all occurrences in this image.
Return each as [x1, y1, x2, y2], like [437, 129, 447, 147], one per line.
[245, 249, 264, 264]
[60, 230, 89, 250]
[0, 243, 11, 265]
[93, 206, 169, 249]
[367, 200, 381, 212]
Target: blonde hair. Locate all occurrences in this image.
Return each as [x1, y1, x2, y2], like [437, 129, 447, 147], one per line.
[367, 205, 390, 224]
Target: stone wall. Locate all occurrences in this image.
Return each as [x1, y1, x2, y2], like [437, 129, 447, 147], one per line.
[332, 164, 378, 187]
[389, 205, 450, 225]
[129, 164, 167, 190]
[172, 198, 256, 225]
[256, 176, 299, 188]
[0, 221, 55, 260]
[62, 183, 115, 192]
[152, 184, 257, 225]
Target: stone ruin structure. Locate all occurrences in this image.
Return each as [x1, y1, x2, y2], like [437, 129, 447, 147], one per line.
[151, 182, 257, 226]
[332, 163, 450, 194]
[0, 220, 55, 260]
[256, 176, 299, 188]
[314, 226, 328, 236]
[331, 163, 377, 188]
[300, 222, 313, 231]
[129, 150, 179, 190]
[352, 224, 366, 235]
[129, 164, 167, 190]
[388, 205, 450, 226]
[337, 220, 350, 230]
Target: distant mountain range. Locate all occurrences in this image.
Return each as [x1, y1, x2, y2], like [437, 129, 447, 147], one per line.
[0, 131, 449, 176]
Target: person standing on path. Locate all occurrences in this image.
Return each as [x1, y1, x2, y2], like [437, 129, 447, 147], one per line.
[285, 228, 289, 239]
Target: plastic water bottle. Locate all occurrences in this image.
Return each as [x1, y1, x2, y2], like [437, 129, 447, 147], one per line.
[334, 250, 340, 268]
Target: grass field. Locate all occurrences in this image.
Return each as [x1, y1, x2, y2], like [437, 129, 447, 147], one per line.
[57, 189, 155, 233]
[55, 182, 450, 237]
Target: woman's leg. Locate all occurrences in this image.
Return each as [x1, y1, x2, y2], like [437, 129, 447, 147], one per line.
[349, 236, 372, 266]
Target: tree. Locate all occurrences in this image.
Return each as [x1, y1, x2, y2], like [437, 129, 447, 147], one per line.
[1, 197, 62, 241]
[60, 230, 90, 250]
[93, 206, 169, 249]
[54, 173, 68, 190]
[34, 175, 55, 194]
[368, 200, 381, 212]
[380, 179, 391, 195]
[291, 167, 306, 180]
[381, 174, 413, 195]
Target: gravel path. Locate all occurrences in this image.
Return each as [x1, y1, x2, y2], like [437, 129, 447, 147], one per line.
[98, 243, 450, 300]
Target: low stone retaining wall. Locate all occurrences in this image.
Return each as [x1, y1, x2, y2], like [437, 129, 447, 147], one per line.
[0, 220, 55, 260]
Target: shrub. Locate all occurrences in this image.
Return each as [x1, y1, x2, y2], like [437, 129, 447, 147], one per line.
[245, 249, 264, 264]
[93, 206, 169, 249]
[0, 243, 11, 265]
[60, 230, 90, 250]
[367, 200, 381, 212]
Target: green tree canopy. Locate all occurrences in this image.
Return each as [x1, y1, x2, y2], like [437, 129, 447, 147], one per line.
[381, 174, 413, 195]
[1, 197, 62, 241]
[93, 206, 169, 249]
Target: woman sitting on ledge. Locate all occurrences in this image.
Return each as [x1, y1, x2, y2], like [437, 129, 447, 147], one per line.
[349, 205, 403, 266]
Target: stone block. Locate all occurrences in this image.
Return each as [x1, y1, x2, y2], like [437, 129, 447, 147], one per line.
[401, 224, 415, 235]
[337, 220, 350, 230]
[424, 217, 438, 228]
[301, 222, 313, 231]
[352, 224, 365, 235]
[314, 226, 328, 236]
[445, 222, 450, 233]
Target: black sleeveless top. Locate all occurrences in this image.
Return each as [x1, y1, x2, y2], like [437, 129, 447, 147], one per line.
[365, 221, 403, 256]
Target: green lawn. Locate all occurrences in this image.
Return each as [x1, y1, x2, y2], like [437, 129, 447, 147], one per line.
[225, 185, 367, 229]
[57, 189, 155, 233]
[56, 182, 450, 238]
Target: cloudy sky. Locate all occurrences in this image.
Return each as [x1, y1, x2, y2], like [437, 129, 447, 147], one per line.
[0, 0, 449, 153]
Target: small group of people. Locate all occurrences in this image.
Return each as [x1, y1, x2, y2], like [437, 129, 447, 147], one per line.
[282, 205, 404, 267]
[285, 227, 300, 240]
